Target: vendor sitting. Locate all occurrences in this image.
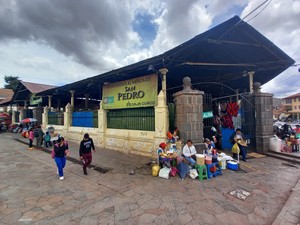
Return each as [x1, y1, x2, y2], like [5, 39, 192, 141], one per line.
[182, 139, 197, 166]
[157, 142, 171, 167]
[204, 138, 215, 154]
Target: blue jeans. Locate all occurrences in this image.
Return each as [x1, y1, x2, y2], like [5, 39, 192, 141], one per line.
[238, 144, 247, 160]
[55, 157, 66, 177]
[185, 156, 196, 165]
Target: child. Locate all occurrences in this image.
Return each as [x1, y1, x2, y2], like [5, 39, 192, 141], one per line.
[44, 131, 52, 148]
[28, 128, 34, 150]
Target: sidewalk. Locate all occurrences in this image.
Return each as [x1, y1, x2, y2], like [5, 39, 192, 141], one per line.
[1, 132, 300, 224]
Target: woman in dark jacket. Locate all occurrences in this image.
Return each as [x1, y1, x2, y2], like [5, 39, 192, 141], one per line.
[54, 137, 69, 180]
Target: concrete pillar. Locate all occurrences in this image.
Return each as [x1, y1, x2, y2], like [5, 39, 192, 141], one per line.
[64, 103, 72, 128]
[3, 106, 7, 113]
[97, 100, 107, 148]
[159, 68, 168, 103]
[12, 111, 16, 124]
[248, 71, 255, 94]
[253, 82, 273, 153]
[84, 93, 90, 110]
[70, 90, 75, 110]
[173, 77, 204, 151]
[42, 106, 49, 128]
[24, 100, 28, 109]
[48, 95, 52, 108]
[32, 107, 43, 125]
[154, 91, 169, 148]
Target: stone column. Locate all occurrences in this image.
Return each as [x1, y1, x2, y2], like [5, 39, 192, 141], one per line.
[154, 91, 169, 145]
[248, 71, 255, 93]
[48, 95, 52, 108]
[32, 107, 43, 125]
[159, 68, 168, 103]
[173, 77, 204, 151]
[97, 100, 107, 148]
[12, 111, 16, 124]
[70, 90, 75, 110]
[3, 106, 7, 113]
[42, 106, 49, 128]
[24, 100, 28, 109]
[253, 82, 273, 153]
[84, 93, 90, 110]
[64, 103, 72, 129]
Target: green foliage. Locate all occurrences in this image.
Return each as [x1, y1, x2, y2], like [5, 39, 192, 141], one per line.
[4, 75, 20, 91]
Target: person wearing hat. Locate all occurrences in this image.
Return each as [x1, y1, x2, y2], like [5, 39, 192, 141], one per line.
[204, 138, 215, 154]
[230, 128, 247, 161]
[182, 140, 197, 166]
[79, 133, 96, 175]
[54, 137, 69, 180]
[157, 142, 170, 167]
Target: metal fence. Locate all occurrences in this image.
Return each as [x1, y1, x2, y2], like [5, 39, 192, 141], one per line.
[48, 112, 64, 125]
[107, 107, 155, 131]
[72, 111, 98, 128]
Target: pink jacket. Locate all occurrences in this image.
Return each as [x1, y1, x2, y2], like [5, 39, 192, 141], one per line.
[29, 131, 34, 140]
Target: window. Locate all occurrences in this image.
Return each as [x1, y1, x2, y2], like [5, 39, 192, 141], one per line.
[286, 99, 292, 104]
[299, 105, 300, 110]
[294, 106, 297, 110]
[298, 97, 300, 101]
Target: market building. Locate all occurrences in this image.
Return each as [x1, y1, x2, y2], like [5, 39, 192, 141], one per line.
[6, 16, 295, 157]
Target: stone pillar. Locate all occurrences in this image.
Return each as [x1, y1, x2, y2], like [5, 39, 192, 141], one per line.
[42, 106, 49, 128]
[48, 95, 52, 108]
[154, 91, 169, 146]
[84, 93, 90, 110]
[70, 90, 75, 110]
[97, 100, 107, 148]
[32, 107, 43, 125]
[173, 77, 204, 151]
[3, 106, 7, 113]
[24, 100, 28, 109]
[253, 82, 273, 153]
[64, 103, 72, 129]
[159, 68, 168, 103]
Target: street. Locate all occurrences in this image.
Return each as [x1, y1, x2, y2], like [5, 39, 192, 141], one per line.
[0, 132, 299, 225]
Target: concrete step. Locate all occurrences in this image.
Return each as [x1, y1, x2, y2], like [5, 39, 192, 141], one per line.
[265, 151, 300, 165]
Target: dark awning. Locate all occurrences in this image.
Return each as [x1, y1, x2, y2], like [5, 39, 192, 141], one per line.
[38, 16, 295, 104]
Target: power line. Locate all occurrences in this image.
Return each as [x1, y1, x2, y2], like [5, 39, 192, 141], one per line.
[246, 0, 272, 23]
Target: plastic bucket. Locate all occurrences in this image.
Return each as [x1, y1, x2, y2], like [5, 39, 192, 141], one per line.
[205, 156, 212, 165]
[196, 154, 205, 165]
[219, 158, 226, 170]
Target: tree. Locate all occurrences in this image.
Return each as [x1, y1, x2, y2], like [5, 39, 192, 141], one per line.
[4, 75, 20, 91]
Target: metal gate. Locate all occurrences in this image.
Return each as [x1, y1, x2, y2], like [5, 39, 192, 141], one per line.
[203, 93, 214, 140]
[240, 94, 256, 151]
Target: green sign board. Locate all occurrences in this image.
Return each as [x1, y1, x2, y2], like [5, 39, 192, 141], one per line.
[102, 74, 158, 109]
[203, 111, 213, 119]
[30, 94, 42, 105]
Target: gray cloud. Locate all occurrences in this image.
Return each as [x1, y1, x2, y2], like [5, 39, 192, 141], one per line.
[0, 0, 134, 69]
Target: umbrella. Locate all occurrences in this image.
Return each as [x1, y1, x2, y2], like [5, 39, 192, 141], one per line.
[21, 118, 38, 123]
[0, 113, 9, 118]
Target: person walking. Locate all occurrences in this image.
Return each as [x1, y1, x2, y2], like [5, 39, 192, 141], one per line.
[28, 128, 34, 150]
[54, 137, 69, 180]
[79, 133, 96, 175]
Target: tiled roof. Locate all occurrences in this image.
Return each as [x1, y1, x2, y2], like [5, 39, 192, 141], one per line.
[0, 89, 13, 99]
[21, 81, 56, 94]
[0, 89, 14, 105]
[283, 92, 300, 99]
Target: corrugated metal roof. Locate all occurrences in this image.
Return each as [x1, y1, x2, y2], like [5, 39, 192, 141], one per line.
[0, 89, 13, 99]
[21, 81, 56, 94]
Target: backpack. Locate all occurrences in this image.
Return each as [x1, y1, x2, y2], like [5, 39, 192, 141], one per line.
[33, 129, 39, 138]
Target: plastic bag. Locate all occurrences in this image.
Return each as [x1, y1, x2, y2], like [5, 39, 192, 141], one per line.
[231, 143, 240, 154]
[159, 167, 171, 179]
[170, 167, 178, 177]
[189, 169, 198, 179]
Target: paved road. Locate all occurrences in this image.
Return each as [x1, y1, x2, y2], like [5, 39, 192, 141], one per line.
[0, 132, 300, 225]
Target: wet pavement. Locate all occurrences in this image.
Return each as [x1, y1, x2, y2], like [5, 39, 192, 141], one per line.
[0, 132, 300, 225]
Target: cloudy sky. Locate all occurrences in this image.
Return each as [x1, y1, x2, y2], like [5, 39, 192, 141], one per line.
[0, 0, 299, 98]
